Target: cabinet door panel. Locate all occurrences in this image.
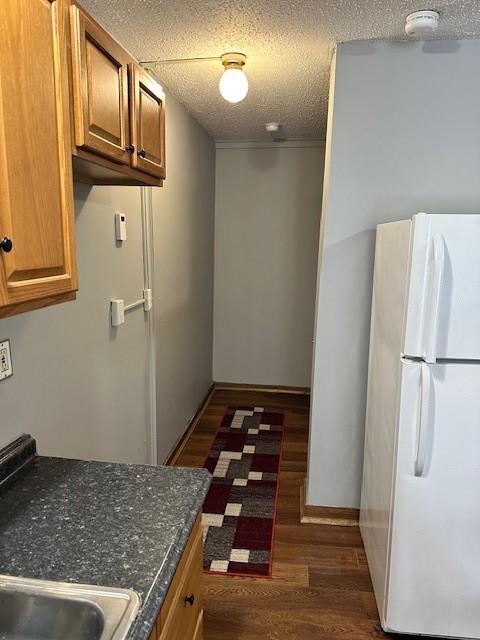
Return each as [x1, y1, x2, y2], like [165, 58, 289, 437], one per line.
[192, 610, 203, 640]
[0, 0, 77, 311]
[166, 539, 202, 640]
[130, 65, 166, 179]
[158, 519, 203, 640]
[70, 5, 130, 164]
[148, 627, 157, 640]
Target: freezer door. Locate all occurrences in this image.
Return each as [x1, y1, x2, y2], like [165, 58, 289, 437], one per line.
[386, 361, 480, 638]
[403, 213, 480, 361]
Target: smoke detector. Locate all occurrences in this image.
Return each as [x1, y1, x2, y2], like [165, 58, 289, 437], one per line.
[405, 10, 440, 36]
[265, 122, 286, 142]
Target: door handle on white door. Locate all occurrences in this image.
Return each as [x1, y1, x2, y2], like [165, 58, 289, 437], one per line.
[415, 362, 432, 477]
[424, 233, 445, 364]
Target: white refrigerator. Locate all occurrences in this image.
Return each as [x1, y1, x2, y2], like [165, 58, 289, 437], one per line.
[360, 213, 480, 638]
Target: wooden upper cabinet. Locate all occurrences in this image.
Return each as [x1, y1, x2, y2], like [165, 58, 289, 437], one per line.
[70, 5, 131, 164]
[68, 3, 166, 186]
[130, 65, 166, 179]
[0, 0, 77, 317]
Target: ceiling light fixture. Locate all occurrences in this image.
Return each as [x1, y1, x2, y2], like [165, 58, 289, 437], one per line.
[405, 10, 440, 36]
[219, 53, 248, 104]
[139, 51, 249, 105]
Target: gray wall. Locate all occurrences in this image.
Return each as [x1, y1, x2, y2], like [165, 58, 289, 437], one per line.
[1, 186, 151, 463]
[0, 91, 215, 464]
[152, 94, 215, 463]
[307, 39, 480, 508]
[213, 143, 324, 387]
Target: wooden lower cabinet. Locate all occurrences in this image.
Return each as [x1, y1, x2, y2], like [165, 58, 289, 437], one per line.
[149, 516, 204, 640]
[192, 610, 204, 640]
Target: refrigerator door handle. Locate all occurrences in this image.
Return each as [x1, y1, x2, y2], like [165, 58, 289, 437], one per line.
[424, 233, 445, 364]
[415, 362, 432, 477]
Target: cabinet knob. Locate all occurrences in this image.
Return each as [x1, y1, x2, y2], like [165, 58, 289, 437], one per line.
[0, 237, 13, 253]
[126, 145, 135, 153]
[184, 593, 195, 607]
[138, 149, 146, 158]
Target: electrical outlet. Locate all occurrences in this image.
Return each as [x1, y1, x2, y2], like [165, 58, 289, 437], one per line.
[0, 339, 13, 381]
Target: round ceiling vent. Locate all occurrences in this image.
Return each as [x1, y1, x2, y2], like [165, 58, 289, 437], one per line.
[405, 10, 440, 36]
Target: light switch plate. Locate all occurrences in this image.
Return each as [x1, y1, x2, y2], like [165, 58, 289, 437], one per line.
[0, 339, 13, 381]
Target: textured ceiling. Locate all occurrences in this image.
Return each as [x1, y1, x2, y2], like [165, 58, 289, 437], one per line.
[81, 0, 480, 141]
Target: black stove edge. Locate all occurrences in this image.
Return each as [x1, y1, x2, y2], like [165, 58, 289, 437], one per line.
[0, 434, 36, 489]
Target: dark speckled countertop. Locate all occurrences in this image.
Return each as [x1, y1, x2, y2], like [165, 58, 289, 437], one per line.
[0, 456, 211, 639]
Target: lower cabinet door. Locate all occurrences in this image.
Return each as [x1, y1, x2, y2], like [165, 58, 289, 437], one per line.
[163, 542, 202, 640]
[157, 516, 203, 640]
[192, 610, 204, 640]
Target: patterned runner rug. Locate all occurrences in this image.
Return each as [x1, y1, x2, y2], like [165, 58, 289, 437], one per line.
[202, 405, 284, 577]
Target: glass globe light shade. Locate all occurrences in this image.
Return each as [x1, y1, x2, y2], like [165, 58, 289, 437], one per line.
[219, 67, 248, 103]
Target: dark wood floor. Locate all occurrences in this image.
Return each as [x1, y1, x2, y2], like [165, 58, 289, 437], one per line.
[173, 388, 391, 640]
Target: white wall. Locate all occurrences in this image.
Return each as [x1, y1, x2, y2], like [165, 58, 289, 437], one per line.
[213, 143, 324, 388]
[0, 92, 215, 464]
[308, 39, 480, 508]
[152, 94, 215, 463]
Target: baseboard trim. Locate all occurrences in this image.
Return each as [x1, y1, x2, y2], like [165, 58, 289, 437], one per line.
[214, 382, 310, 395]
[300, 480, 359, 526]
[165, 383, 215, 466]
[165, 382, 310, 467]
